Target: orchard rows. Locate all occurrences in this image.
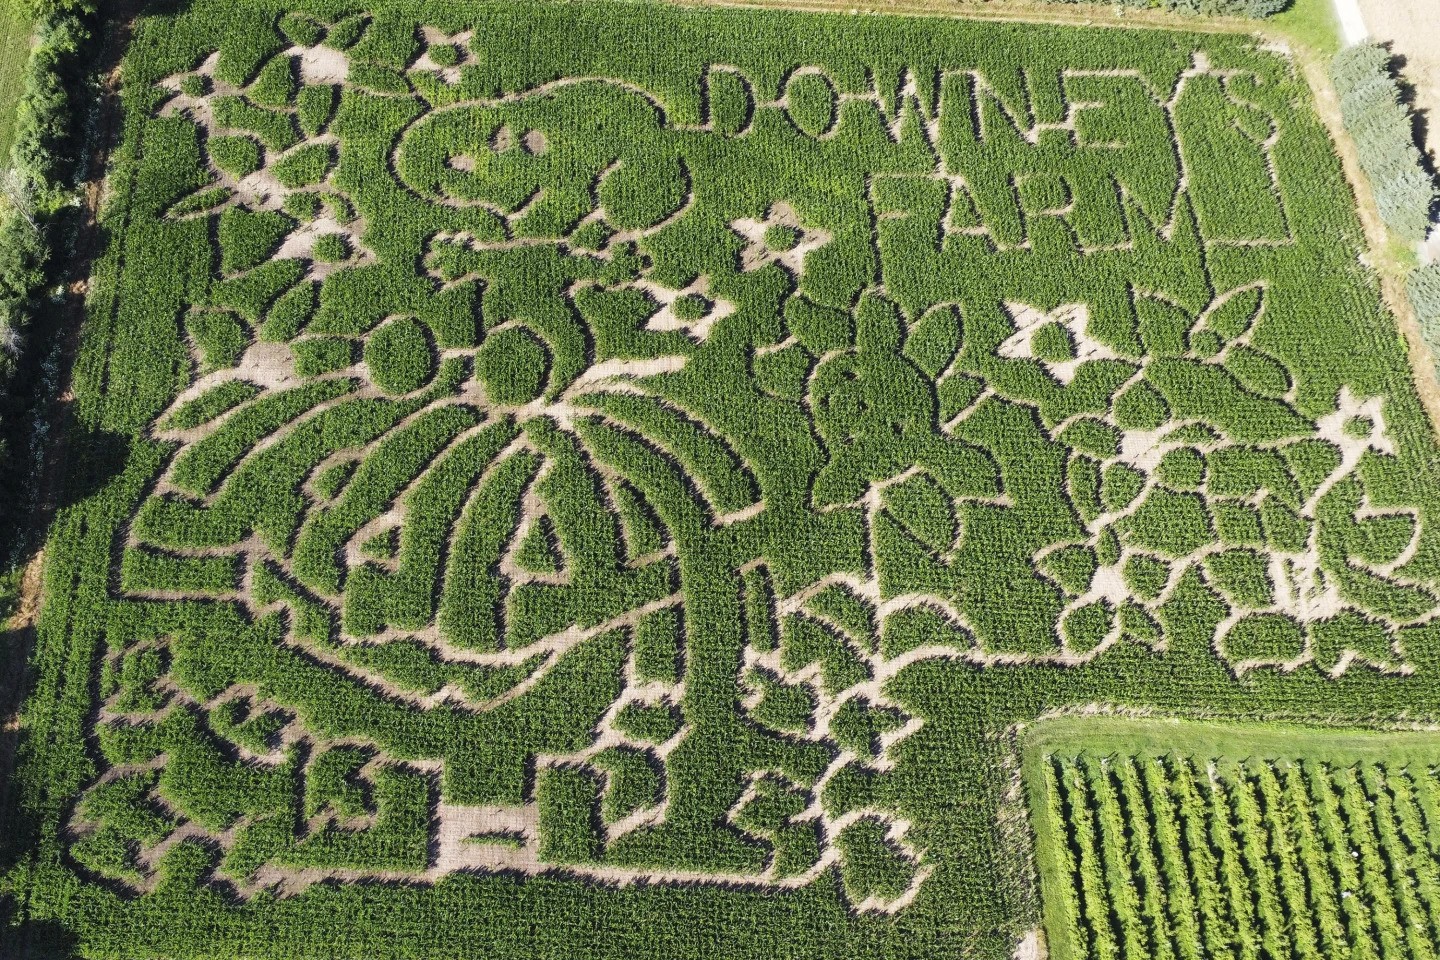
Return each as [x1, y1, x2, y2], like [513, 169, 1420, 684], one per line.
[1043, 749, 1440, 960]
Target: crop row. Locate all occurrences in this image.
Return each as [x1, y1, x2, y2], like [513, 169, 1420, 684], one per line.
[1045, 752, 1440, 960]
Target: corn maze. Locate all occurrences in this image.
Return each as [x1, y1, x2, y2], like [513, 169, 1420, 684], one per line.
[12, 0, 1440, 957]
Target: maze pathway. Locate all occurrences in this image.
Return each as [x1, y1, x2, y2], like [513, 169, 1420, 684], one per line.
[33, 1, 1440, 951]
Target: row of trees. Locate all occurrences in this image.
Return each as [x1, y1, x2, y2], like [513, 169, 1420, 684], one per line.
[1330, 44, 1436, 244]
[1329, 43, 1440, 378]
[0, 0, 96, 562]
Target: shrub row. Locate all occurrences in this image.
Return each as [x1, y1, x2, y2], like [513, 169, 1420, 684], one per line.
[1330, 44, 1437, 245]
[1330, 45, 1440, 380]
[0, 0, 95, 559]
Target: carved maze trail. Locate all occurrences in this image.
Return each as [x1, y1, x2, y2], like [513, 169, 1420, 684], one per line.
[11, 1, 1440, 957]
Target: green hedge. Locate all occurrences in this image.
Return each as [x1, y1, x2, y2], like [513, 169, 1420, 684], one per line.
[1330, 44, 1440, 373]
[1330, 44, 1437, 245]
[0, 2, 94, 558]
